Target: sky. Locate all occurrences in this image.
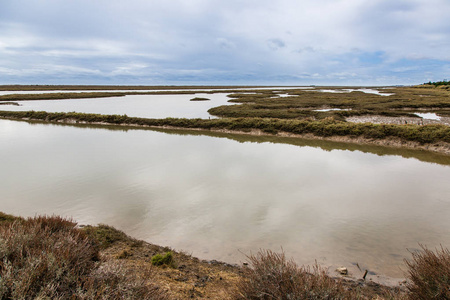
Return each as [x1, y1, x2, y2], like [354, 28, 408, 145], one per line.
[1, 0, 450, 86]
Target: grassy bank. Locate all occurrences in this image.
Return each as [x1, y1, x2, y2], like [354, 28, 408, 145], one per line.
[1, 110, 449, 146]
[2, 212, 450, 299]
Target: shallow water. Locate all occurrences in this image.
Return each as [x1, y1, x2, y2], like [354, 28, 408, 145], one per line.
[415, 112, 441, 120]
[2, 93, 234, 119]
[1, 119, 449, 278]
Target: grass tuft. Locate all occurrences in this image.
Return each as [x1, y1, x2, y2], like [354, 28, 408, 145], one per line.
[151, 251, 176, 268]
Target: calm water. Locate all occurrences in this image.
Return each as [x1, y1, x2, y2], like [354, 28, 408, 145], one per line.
[2, 93, 233, 119]
[1, 119, 449, 278]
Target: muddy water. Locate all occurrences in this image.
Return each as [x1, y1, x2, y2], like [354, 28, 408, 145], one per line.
[1, 119, 449, 278]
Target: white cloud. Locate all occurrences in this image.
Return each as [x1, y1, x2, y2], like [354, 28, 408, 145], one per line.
[1, 0, 449, 84]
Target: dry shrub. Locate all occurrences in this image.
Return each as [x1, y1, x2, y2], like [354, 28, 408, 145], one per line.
[0, 215, 97, 299]
[405, 245, 450, 300]
[233, 249, 356, 299]
[0, 215, 168, 299]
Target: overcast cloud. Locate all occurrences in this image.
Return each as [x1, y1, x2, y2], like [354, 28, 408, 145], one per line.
[1, 0, 449, 85]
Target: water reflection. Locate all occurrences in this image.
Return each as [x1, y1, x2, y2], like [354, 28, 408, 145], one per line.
[0, 119, 449, 278]
[18, 119, 450, 166]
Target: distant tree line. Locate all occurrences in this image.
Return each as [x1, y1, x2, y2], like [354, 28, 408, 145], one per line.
[425, 79, 449, 87]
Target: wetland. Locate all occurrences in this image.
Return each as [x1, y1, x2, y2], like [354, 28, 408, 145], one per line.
[1, 84, 449, 287]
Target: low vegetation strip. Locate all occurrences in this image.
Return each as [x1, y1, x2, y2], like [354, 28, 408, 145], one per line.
[1, 110, 450, 145]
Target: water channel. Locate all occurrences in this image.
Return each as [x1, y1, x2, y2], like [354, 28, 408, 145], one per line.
[1, 119, 449, 279]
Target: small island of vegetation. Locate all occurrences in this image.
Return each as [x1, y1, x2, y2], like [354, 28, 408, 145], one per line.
[190, 97, 210, 101]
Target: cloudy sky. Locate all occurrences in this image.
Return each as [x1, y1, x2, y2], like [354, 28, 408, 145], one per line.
[1, 0, 449, 85]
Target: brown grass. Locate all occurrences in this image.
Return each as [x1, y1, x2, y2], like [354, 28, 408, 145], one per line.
[405, 245, 450, 299]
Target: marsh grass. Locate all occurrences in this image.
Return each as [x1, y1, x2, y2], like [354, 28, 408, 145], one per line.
[214, 86, 450, 120]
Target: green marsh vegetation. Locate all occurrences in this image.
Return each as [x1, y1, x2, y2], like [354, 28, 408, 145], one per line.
[151, 252, 176, 268]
